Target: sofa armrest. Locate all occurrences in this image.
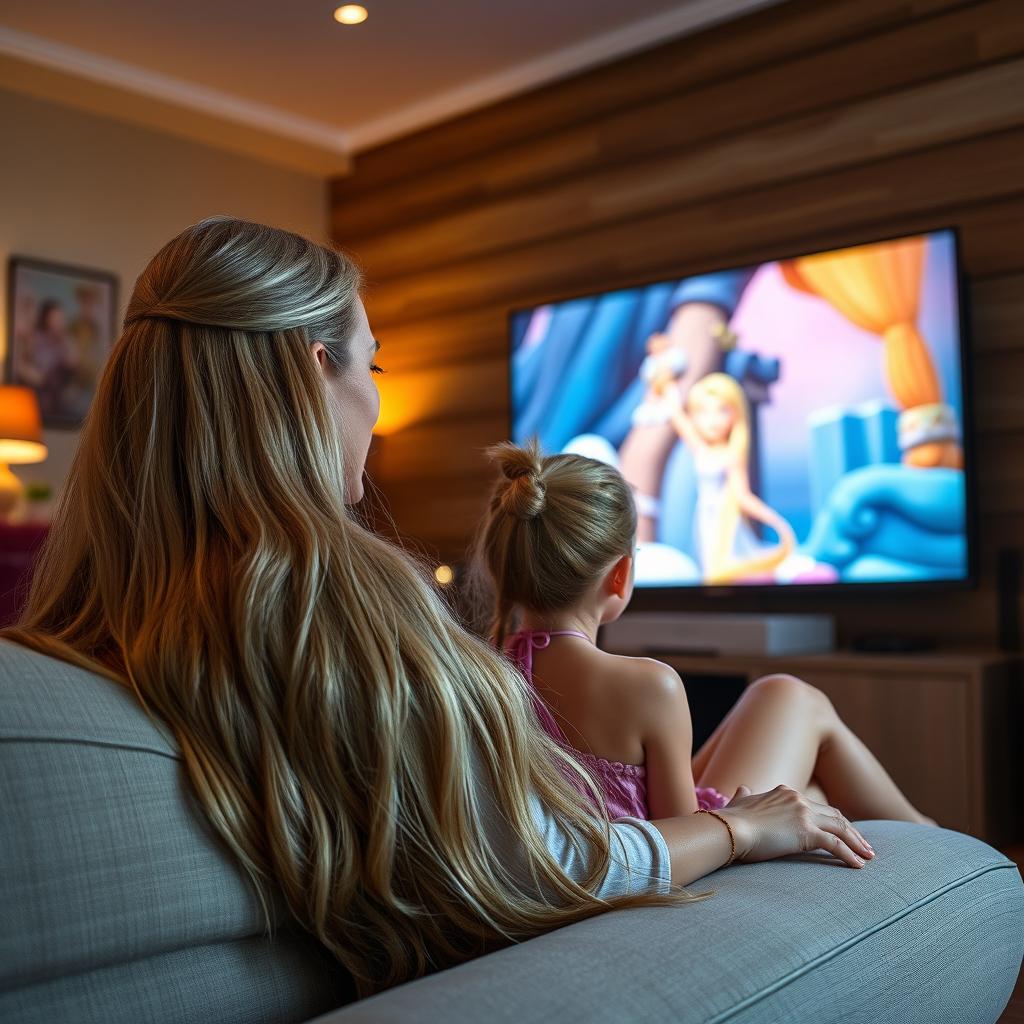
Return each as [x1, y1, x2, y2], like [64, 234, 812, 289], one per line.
[313, 821, 1023, 1024]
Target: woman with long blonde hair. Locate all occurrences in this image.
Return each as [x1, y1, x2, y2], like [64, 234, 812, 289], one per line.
[0, 217, 880, 997]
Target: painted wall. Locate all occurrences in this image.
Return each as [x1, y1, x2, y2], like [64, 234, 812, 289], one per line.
[0, 86, 328, 498]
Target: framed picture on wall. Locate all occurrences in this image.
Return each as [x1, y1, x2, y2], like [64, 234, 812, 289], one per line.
[5, 256, 118, 429]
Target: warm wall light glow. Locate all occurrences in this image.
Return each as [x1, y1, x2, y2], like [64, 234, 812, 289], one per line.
[371, 368, 448, 436]
[434, 564, 454, 586]
[334, 4, 368, 24]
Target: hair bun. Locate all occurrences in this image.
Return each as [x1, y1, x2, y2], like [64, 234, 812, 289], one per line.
[505, 475, 546, 520]
[488, 441, 547, 520]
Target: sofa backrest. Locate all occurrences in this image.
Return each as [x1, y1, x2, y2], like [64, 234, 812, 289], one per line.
[0, 639, 353, 1024]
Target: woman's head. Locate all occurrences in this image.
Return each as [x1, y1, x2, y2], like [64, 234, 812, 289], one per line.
[479, 440, 637, 647]
[3, 219, 702, 995]
[122, 215, 378, 502]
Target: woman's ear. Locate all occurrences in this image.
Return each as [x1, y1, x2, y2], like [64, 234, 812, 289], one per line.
[310, 341, 329, 373]
[608, 555, 633, 600]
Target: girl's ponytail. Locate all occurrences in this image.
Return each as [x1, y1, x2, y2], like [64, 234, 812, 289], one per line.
[474, 438, 636, 652]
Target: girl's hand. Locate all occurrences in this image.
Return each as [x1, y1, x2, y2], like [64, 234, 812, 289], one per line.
[719, 784, 875, 869]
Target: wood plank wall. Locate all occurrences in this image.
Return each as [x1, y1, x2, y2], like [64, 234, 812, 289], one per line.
[331, 0, 1024, 647]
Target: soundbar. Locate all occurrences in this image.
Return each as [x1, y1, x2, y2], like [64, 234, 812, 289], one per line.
[600, 613, 835, 656]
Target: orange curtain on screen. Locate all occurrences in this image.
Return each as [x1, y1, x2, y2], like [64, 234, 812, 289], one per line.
[780, 237, 960, 467]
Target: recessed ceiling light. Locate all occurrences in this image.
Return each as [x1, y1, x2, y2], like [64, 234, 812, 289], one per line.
[334, 4, 368, 24]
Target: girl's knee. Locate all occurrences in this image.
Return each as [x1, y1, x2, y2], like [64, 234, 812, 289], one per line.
[750, 673, 832, 714]
[750, 672, 805, 698]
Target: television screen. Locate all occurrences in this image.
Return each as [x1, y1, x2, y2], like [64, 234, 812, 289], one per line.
[509, 228, 971, 589]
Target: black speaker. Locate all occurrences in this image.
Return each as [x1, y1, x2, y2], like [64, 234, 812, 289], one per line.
[997, 547, 1022, 653]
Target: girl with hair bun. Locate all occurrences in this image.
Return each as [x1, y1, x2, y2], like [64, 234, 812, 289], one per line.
[477, 439, 935, 832]
[478, 439, 728, 819]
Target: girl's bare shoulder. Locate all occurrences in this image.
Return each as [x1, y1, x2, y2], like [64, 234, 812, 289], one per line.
[592, 650, 685, 714]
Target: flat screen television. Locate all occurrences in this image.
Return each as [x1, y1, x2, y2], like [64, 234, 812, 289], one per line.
[509, 228, 974, 592]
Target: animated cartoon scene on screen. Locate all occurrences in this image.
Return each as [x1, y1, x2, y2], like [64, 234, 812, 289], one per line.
[510, 230, 968, 588]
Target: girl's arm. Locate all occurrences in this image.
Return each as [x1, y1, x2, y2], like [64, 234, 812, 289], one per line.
[635, 661, 701, 818]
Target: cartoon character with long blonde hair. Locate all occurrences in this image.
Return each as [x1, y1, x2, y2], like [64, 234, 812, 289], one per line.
[667, 373, 795, 584]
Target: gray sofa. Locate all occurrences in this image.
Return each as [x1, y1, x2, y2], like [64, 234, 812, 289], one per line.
[2, 637, 1021, 1024]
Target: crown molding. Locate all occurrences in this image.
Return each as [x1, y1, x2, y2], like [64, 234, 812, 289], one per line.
[0, 26, 350, 155]
[344, 0, 782, 151]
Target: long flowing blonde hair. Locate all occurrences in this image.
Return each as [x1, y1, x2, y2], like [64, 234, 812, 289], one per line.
[0, 217, 709, 997]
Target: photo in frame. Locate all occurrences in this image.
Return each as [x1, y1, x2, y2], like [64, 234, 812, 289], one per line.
[5, 256, 118, 429]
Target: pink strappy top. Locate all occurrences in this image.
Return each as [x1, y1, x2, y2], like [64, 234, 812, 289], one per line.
[506, 629, 728, 820]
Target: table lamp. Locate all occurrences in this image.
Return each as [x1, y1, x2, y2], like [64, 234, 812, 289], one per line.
[0, 386, 48, 521]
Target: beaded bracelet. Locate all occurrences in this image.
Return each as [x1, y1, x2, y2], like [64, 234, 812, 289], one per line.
[696, 808, 736, 866]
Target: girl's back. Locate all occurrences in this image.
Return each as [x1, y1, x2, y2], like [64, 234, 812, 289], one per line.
[509, 630, 649, 765]
[507, 628, 655, 819]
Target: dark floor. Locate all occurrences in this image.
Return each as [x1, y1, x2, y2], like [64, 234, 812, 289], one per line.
[997, 844, 1024, 1023]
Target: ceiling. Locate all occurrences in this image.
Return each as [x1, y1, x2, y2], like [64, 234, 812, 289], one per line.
[0, 0, 780, 175]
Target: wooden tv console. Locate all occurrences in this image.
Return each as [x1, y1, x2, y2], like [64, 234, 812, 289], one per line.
[607, 647, 1022, 846]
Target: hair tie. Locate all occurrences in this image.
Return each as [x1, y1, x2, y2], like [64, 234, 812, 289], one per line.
[124, 310, 172, 327]
[124, 310, 224, 330]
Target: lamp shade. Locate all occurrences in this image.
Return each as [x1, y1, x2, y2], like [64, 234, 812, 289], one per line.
[0, 387, 47, 464]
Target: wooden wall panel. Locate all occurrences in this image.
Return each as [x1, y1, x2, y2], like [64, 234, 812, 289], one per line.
[973, 350, 1024, 433]
[338, 0, 972, 194]
[359, 136, 1024, 327]
[333, 0, 1024, 645]
[370, 415, 507, 482]
[345, 53, 1024, 274]
[972, 273, 1024, 352]
[334, 0, 1017, 240]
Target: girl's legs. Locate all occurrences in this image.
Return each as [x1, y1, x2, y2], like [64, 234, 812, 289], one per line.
[692, 689, 820, 789]
[694, 722, 827, 803]
[696, 674, 937, 825]
[803, 777, 828, 805]
[691, 704, 733, 781]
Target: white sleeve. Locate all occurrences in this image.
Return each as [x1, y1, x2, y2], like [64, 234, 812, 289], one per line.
[528, 792, 672, 898]
[471, 739, 672, 898]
